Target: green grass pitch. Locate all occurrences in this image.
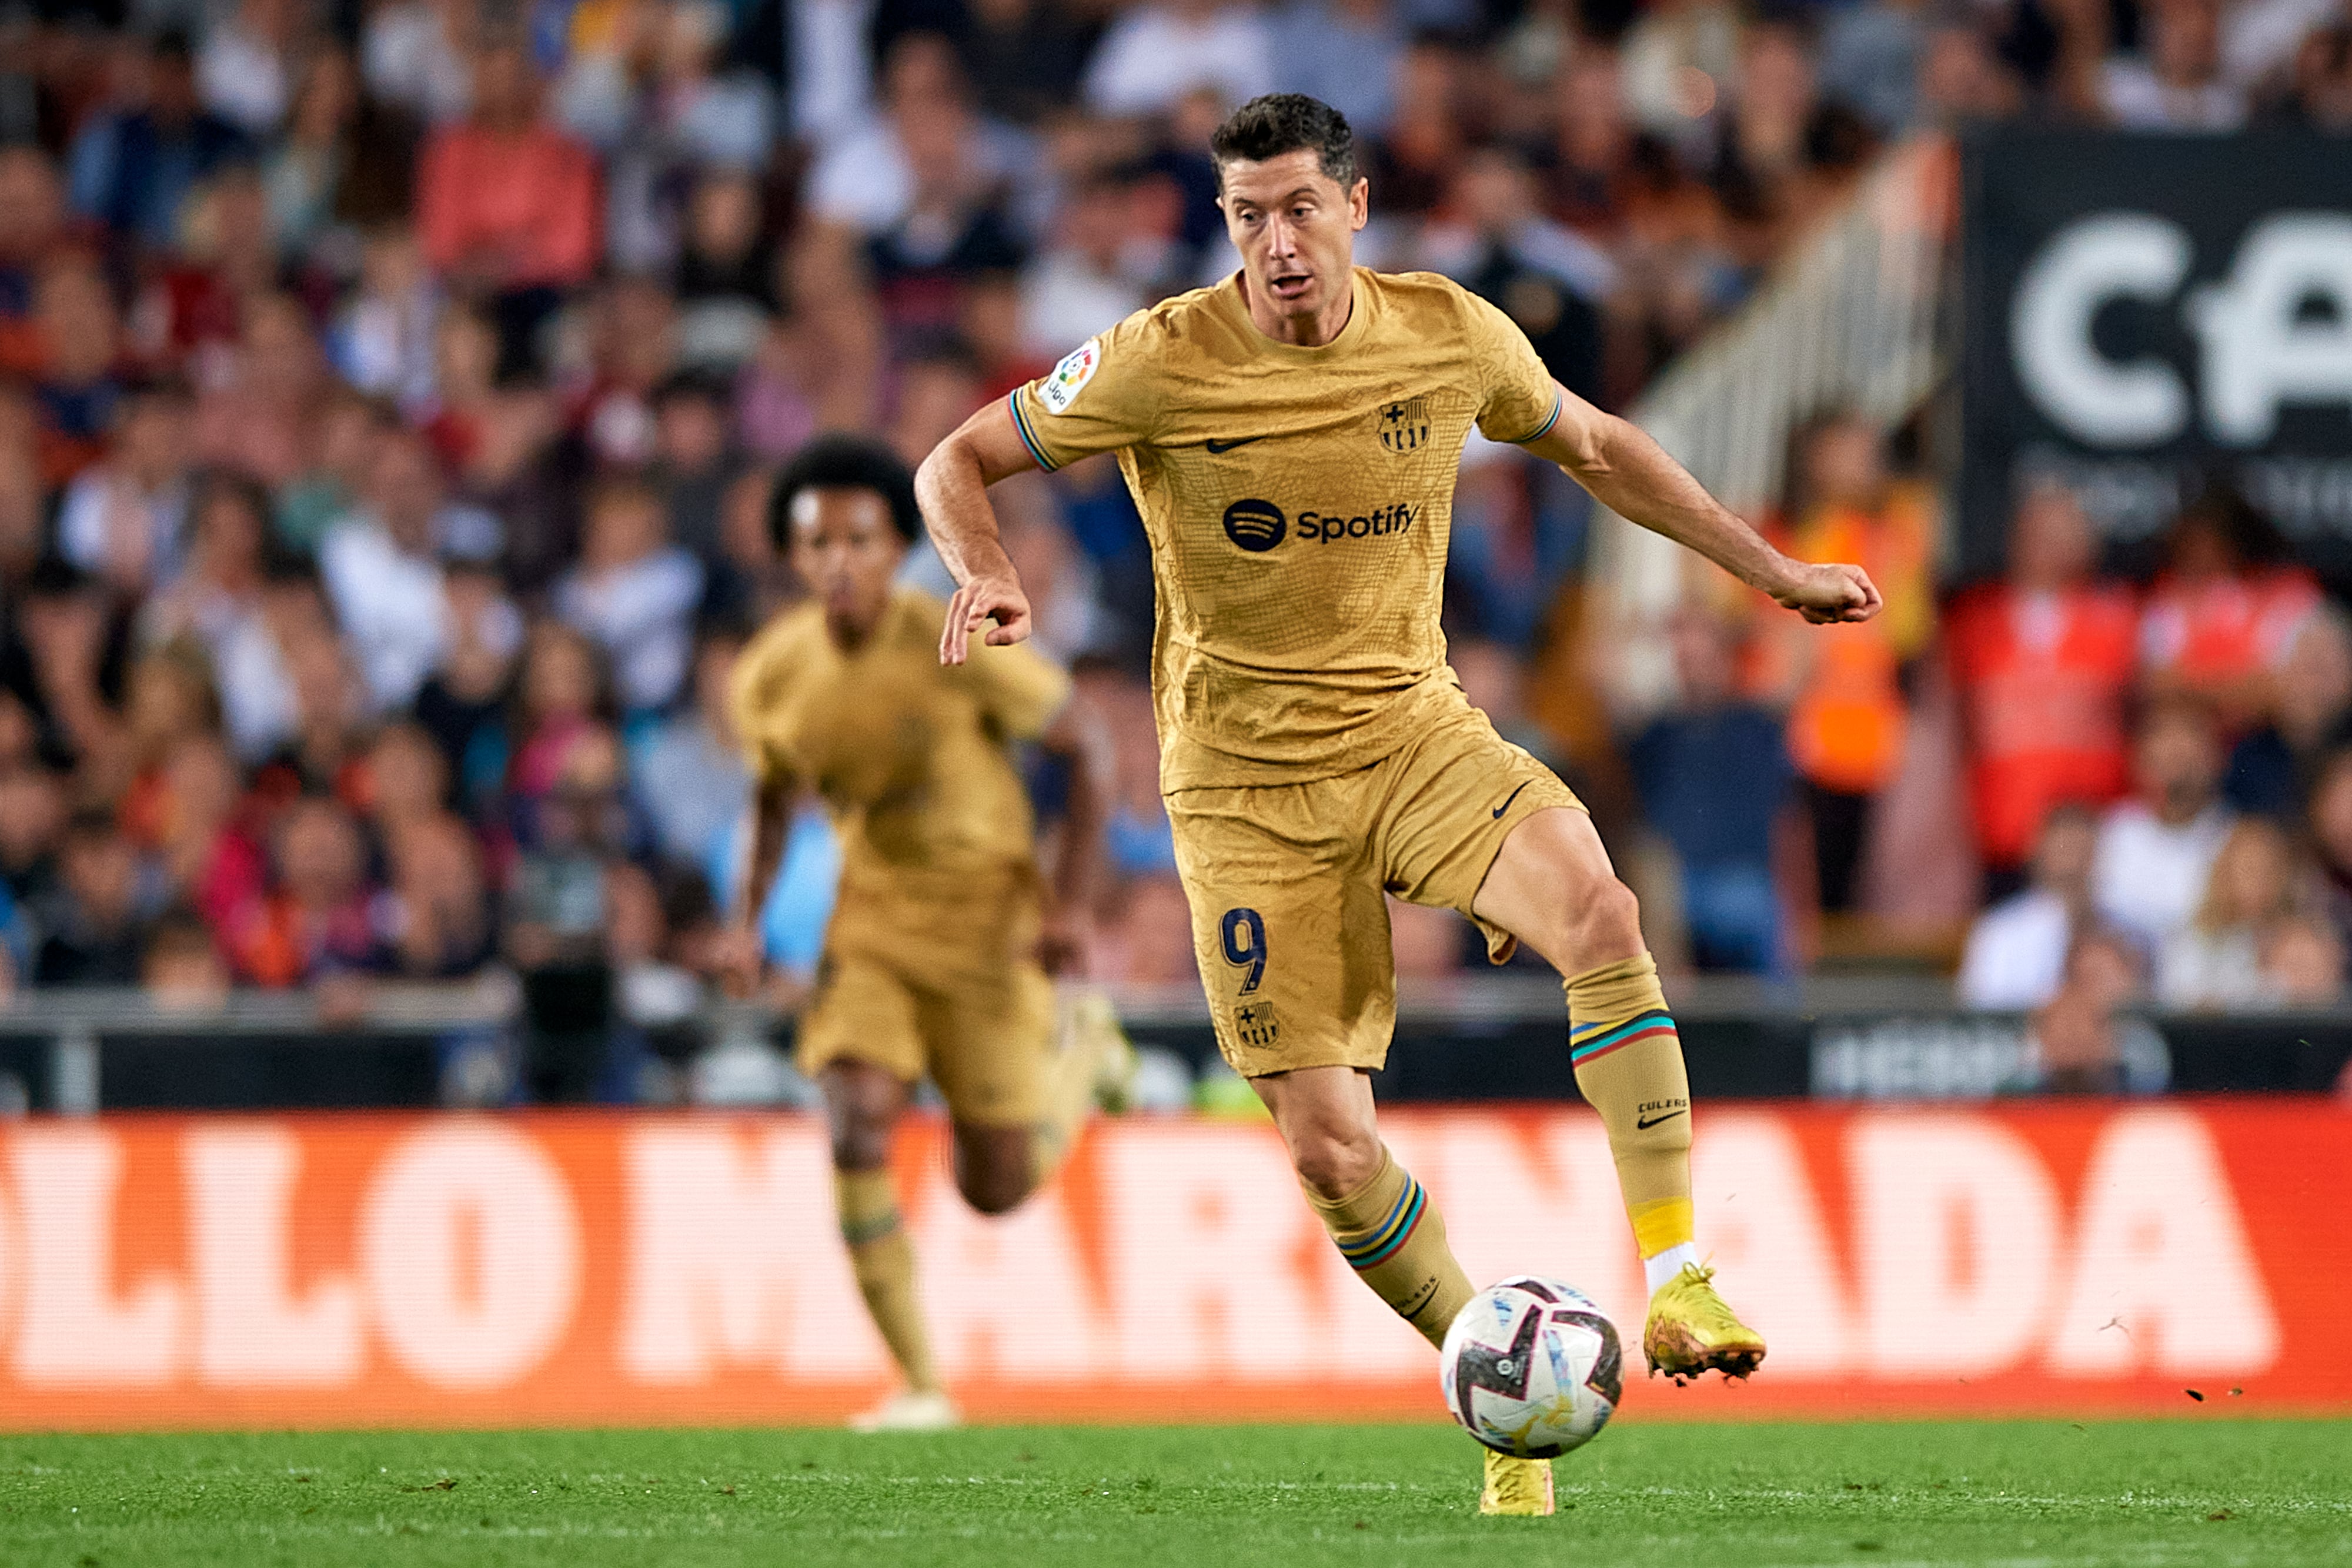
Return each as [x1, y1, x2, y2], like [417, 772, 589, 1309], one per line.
[1, 1419, 2347, 1567]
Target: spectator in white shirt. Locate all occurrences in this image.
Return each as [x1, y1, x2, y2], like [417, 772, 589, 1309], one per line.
[1019, 169, 1164, 360]
[197, 0, 300, 138]
[1270, 0, 1407, 136]
[138, 470, 299, 763]
[319, 429, 495, 713]
[2157, 816, 2301, 1009]
[804, 32, 1034, 242]
[1959, 803, 2099, 1011]
[2093, 697, 2235, 954]
[554, 474, 705, 716]
[329, 227, 442, 415]
[791, 0, 877, 148]
[2220, 0, 2343, 90]
[635, 622, 750, 881]
[56, 377, 193, 597]
[2102, 0, 2246, 129]
[1084, 0, 1277, 119]
[362, 0, 476, 125]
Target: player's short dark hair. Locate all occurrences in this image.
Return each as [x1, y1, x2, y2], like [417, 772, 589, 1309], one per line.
[770, 434, 923, 549]
[1209, 94, 1358, 191]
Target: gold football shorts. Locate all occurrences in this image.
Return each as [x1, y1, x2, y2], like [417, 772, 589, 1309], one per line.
[796, 867, 1057, 1126]
[1167, 690, 1582, 1078]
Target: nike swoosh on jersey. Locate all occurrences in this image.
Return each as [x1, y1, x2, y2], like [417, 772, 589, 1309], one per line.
[1204, 436, 1267, 454]
[1492, 780, 1533, 819]
[1635, 1108, 1689, 1130]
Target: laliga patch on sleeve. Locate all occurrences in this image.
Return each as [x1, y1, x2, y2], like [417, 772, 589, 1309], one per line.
[1040, 338, 1101, 414]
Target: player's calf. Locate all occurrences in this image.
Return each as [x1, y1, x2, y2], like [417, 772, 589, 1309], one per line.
[1259, 1067, 1476, 1349]
[818, 1062, 946, 1412]
[1475, 819, 1767, 1379]
[1562, 953, 1768, 1380]
[1563, 954, 1700, 1290]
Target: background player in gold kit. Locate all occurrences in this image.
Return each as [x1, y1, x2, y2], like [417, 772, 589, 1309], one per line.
[720, 435, 1119, 1433]
[917, 94, 1881, 1513]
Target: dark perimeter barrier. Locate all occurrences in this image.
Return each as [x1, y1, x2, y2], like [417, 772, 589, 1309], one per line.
[0, 977, 2344, 1112]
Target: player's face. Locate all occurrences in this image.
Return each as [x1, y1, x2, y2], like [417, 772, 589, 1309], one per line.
[1217, 149, 1368, 333]
[788, 487, 905, 645]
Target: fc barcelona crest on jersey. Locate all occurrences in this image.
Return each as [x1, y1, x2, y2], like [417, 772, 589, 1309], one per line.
[1378, 397, 1430, 454]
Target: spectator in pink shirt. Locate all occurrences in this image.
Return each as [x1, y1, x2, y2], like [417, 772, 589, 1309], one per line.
[417, 37, 599, 372]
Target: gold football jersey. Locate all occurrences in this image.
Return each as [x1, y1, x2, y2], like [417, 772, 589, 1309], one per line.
[731, 587, 1071, 892]
[1010, 266, 1562, 790]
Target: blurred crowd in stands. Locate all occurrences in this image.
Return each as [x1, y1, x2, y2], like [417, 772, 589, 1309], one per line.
[0, 0, 2350, 1098]
[1635, 427, 2352, 1055]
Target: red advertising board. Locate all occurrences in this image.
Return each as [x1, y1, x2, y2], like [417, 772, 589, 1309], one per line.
[0, 1100, 2343, 1427]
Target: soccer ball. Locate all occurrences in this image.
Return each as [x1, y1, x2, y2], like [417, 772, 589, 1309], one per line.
[1438, 1275, 1623, 1459]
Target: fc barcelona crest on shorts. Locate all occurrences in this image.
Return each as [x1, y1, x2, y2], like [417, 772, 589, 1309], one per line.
[1378, 397, 1430, 454]
[1230, 999, 1280, 1051]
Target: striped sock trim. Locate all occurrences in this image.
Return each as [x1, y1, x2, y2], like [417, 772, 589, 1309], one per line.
[841, 1209, 903, 1248]
[1336, 1176, 1428, 1271]
[1006, 391, 1060, 471]
[1571, 1008, 1678, 1066]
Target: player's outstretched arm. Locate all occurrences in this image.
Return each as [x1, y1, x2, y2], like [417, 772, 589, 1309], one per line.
[1524, 383, 1883, 625]
[917, 399, 1045, 664]
[715, 772, 796, 998]
[1035, 697, 1112, 976]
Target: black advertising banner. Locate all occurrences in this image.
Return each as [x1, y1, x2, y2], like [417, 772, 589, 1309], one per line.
[1960, 129, 2352, 581]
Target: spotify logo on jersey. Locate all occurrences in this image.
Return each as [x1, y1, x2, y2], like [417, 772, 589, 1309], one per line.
[1222, 498, 1287, 553]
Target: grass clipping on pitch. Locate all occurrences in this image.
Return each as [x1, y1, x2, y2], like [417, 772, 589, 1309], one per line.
[1, 1419, 2348, 1566]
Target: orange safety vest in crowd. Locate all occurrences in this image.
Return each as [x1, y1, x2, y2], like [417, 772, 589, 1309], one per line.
[1944, 581, 2140, 867]
[1773, 487, 1936, 796]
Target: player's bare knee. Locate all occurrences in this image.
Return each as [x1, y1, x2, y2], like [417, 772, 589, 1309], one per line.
[824, 1096, 895, 1171]
[820, 1063, 905, 1170]
[1562, 877, 1644, 971]
[958, 1170, 1031, 1216]
[1289, 1124, 1382, 1201]
[952, 1126, 1035, 1215]
[829, 1116, 891, 1172]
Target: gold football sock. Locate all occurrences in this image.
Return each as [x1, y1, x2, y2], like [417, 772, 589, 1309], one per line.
[1565, 954, 1698, 1283]
[1031, 989, 1116, 1186]
[1303, 1147, 1476, 1349]
[835, 1166, 940, 1395]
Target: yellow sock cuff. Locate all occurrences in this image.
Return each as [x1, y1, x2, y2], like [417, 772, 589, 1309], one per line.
[834, 1167, 901, 1247]
[1629, 1196, 1695, 1258]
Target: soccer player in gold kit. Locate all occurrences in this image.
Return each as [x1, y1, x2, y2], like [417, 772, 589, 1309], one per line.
[723, 435, 1120, 1432]
[919, 95, 1881, 1513]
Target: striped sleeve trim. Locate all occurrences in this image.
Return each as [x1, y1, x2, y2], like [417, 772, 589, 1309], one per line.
[1007, 390, 1061, 472]
[1509, 391, 1565, 446]
[1336, 1178, 1428, 1271]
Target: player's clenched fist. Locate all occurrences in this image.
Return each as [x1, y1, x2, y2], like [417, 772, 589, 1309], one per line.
[940, 575, 1034, 664]
[1771, 561, 1883, 626]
